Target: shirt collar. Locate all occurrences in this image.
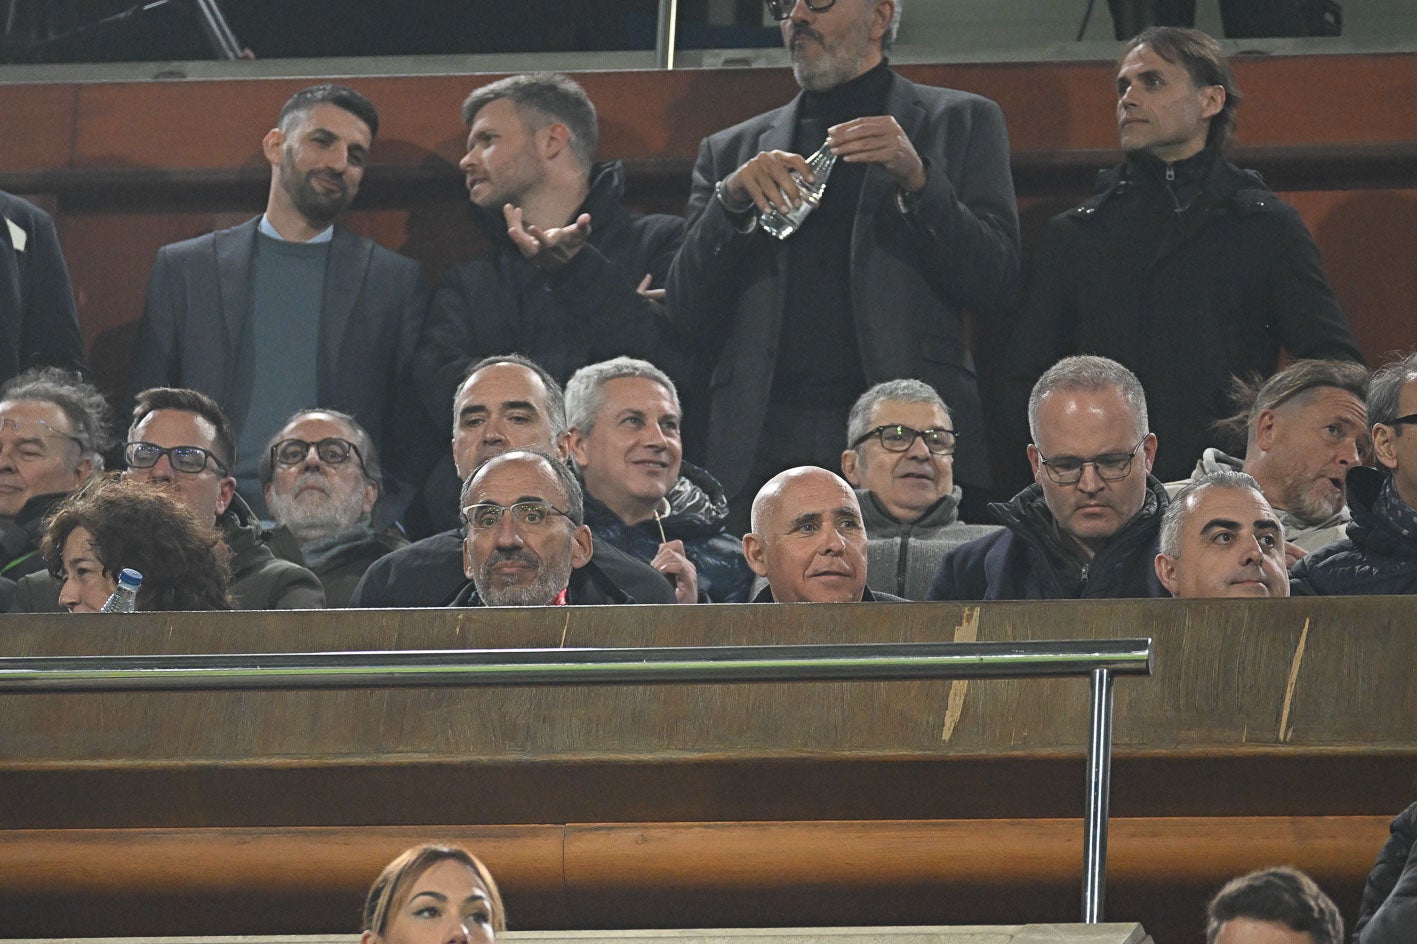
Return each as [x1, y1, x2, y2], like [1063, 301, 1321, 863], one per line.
[258, 214, 334, 244]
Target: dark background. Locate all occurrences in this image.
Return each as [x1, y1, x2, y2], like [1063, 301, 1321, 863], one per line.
[0, 0, 777, 63]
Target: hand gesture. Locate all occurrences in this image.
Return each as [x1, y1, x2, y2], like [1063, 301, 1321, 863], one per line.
[504, 204, 591, 269]
[636, 273, 667, 309]
[827, 116, 926, 193]
[651, 538, 700, 604]
[1284, 540, 1308, 569]
[724, 149, 816, 216]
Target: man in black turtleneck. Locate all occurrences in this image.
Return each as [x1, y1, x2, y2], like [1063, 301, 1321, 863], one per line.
[1000, 26, 1361, 486]
[667, 0, 1020, 533]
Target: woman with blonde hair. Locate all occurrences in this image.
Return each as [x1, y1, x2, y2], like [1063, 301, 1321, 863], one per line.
[361, 843, 505, 944]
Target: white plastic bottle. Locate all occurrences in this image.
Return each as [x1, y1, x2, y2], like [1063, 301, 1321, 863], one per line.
[100, 569, 143, 613]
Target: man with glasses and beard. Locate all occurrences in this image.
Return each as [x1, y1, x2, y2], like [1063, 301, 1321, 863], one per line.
[261, 409, 408, 607]
[453, 449, 626, 607]
[928, 355, 1169, 600]
[129, 84, 433, 527]
[668, 0, 1019, 532]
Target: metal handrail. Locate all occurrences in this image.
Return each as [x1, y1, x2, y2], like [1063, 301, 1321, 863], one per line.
[655, 0, 678, 69]
[0, 636, 1152, 922]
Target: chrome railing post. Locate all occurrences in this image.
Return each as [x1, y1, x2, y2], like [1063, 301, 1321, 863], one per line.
[654, 0, 679, 69]
[1082, 666, 1116, 922]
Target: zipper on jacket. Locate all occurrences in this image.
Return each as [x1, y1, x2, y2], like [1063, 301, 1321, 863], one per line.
[896, 527, 911, 597]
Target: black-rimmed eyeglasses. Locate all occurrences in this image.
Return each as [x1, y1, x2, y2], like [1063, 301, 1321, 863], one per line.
[462, 501, 572, 532]
[1381, 413, 1417, 428]
[1037, 435, 1147, 485]
[765, 0, 836, 21]
[124, 441, 229, 476]
[270, 437, 366, 471]
[851, 425, 958, 456]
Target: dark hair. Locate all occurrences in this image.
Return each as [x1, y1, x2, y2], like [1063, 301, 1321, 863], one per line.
[278, 84, 379, 140]
[1205, 867, 1342, 944]
[361, 843, 505, 936]
[0, 366, 114, 468]
[258, 408, 382, 496]
[1215, 359, 1370, 446]
[1122, 27, 1243, 151]
[459, 448, 584, 526]
[461, 72, 598, 171]
[42, 474, 233, 611]
[1159, 469, 1270, 558]
[130, 388, 237, 469]
[459, 354, 568, 439]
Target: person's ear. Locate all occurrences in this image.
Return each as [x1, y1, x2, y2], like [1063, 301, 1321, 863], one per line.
[1373, 423, 1399, 471]
[1253, 409, 1280, 453]
[462, 533, 475, 579]
[742, 533, 769, 578]
[841, 449, 861, 486]
[1155, 553, 1179, 596]
[216, 476, 237, 517]
[1198, 84, 1225, 122]
[262, 127, 285, 167]
[570, 524, 594, 569]
[1140, 432, 1158, 474]
[567, 427, 590, 467]
[1027, 443, 1043, 485]
[361, 480, 379, 517]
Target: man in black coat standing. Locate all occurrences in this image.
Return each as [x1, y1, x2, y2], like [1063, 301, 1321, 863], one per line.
[1000, 27, 1361, 485]
[668, 0, 1019, 530]
[0, 191, 88, 385]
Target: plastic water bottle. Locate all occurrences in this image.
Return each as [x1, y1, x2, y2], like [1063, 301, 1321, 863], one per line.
[100, 569, 143, 613]
[760, 141, 838, 240]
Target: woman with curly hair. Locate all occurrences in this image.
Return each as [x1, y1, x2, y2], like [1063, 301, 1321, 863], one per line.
[361, 843, 505, 944]
[43, 475, 233, 611]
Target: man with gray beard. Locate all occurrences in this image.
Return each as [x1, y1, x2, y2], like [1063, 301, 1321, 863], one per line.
[261, 409, 407, 606]
[453, 449, 630, 607]
[667, 0, 1019, 529]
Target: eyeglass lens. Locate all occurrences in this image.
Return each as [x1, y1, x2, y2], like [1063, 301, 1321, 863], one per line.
[125, 442, 222, 475]
[879, 425, 956, 454]
[765, 0, 835, 21]
[465, 501, 562, 531]
[274, 438, 355, 466]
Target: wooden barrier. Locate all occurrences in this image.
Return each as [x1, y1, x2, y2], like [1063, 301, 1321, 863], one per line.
[0, 599, 1412, 940]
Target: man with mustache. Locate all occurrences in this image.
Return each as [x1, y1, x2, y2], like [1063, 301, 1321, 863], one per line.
[1165, 359, 1369, 561]
[129, 84, 433, 527]
[840, 379, 999, 599]
[667, 0, 1019, 532]
[453, 449, 616, 607]
[261, 409, 407, 607]
[928, 355, 1170, 600]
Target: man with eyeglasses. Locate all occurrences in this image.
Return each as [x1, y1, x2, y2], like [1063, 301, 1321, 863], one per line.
[928, 355, 1169, 600]
[0, 367, 110, 581]
[123, 388, 323, 609]
[667, 0, 1019, 532]
[839, 380, 999, 599]
[260, 409, 408, 606]
[350, 355, 676, 608]
[453, 449, 625, 607]
[1292, 352, 1417, 595]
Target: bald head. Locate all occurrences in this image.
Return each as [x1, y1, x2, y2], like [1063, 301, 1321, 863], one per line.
[745, 467, 869, 603]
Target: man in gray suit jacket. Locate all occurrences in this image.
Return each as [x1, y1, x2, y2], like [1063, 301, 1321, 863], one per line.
[666, 0, 1019, 532]
[129, 84, 432, 525]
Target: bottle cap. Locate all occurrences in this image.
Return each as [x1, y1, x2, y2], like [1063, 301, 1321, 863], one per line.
[117, 568, 143, 589]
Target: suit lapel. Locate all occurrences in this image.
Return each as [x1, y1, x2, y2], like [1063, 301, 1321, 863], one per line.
[214, 219, 258, 399]
[757, 95, 800, 155]
[318, 226, 368, 402]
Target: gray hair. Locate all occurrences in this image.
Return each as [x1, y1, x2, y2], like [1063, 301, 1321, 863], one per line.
[461, 72, 598, 172]
[1159, 469, 1272, 558]
[457, 354, 568, 440]
[460, 448, 584, 526]
[0, 367, 112, 470]
[565, 357, 679, 437]
[257, 408, 382, 496]
[1027, 355, 1149, 444]
[1367, 351, 1417, 430]
[846, 378, 950, 448]
[883, 0, 903, 52]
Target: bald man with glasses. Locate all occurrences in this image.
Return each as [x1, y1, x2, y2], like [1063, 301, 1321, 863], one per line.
[928, 355, 1169, 600]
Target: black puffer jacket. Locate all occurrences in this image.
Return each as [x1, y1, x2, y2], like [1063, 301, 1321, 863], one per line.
[1289, 467, 1417, 595]
[1355, 801, 1417, 944]
[581, 460, 753, 603]
[411, 160, 687, 430]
